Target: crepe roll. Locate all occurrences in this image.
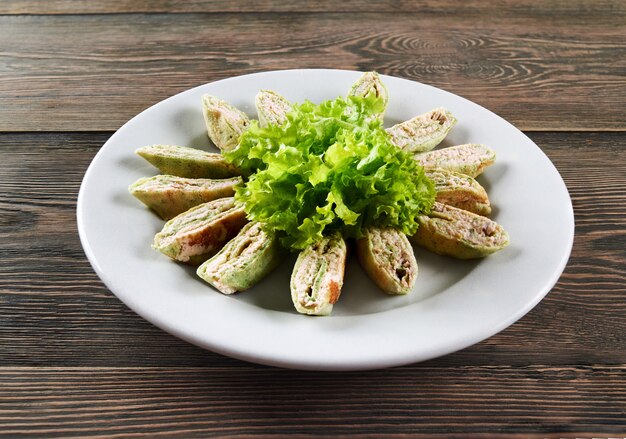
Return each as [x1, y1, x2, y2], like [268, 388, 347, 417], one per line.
[129, 175, 242, 220]
[409, 202, 509, 259]
[197, 222, 285, 294]
[387, 107, 456, 153]
[136, 144, 240, 179]
[356, 227, 417, 295]
[153, 197, 248, 265]
[414, 143, 495, 178]
[348, 71, 388, 119]
[201, 94, 250, 152]
[426, 168, 491, 216]
[255, 90, 293, 127]
[290, 233, 347, 316]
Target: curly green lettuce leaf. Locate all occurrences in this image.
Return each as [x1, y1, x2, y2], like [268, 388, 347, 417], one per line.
[224, 93, 435, 249]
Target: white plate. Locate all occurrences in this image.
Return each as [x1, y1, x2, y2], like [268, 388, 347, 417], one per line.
[77, 69, 574, 370]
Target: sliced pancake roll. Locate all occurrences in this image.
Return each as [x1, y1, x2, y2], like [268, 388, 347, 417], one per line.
[129, 175, 242, 220]
[414, 143, 495, 178]
[290, 233, 347, 316]
[197, 222, 285, 294]
[426, 168, 491, 216]
[348, 71, 388, 119]
[356, 227, 418, 295]
[136, 144, 240, 179]
[201, 94, 250, 152]
[153, 197, 248, 265]
[387, 107, 456, 153]
[409, 202, 509, 259]
[255, 90, 293, 127]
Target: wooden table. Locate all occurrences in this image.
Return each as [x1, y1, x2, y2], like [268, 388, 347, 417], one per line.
[1, 2, 625, 437]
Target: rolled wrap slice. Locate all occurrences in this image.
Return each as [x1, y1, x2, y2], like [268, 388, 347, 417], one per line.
[348, 71, 388, 119]
[197, 222, 286, 294]
[201, 94, 250, 152]
[356, 227, 417, 295]
[129, 175, 242, 220]
[426, 168, 491, 216]
[136, 144, 239, 179]
[290, 233, 347, 316]
[409, 202, 509, 259]
[386, 107, 456, 153]
[414, 143, 495, 178]
[255, 90, 293, 127]
[153, 197, 248, 265]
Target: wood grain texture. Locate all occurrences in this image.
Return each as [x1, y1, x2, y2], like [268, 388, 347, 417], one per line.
[2, 3, 626, 435]
[1, 0, 624, 15]
[0, 131, 624, 370]
[0, 13, 625, 132]
[0, 366, 624, 437]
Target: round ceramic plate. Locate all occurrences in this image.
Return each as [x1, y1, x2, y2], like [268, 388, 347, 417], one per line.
[77, 69, 574, 370]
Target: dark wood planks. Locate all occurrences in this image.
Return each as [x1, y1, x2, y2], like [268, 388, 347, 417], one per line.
[0, 366, 624, 437]
[1, 3, 624, 436]
[0, 13, 625, 132]
[1, 0, 624, 15]
[0, 131, 624, 369]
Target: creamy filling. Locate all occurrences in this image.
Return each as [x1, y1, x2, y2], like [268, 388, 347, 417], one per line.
[219, 106, 249, 135]
[135, 175, 241, 192]
[428, 203, 506, 246]
[178, 223, 230, 261]
[368, 228, 415, 287]
[258, 92, 292, 125]
[141, 144, 221, 161]
[157, 198, 237, 247]
[387, 108, 453, 147]
[294, 235, 345, 309]
[426, 169, 474, 190]
[206, 222, 268, 277]
[416, 144, 495, 169]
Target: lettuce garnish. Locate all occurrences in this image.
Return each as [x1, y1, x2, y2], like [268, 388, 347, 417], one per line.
[224, 93, 435, 250]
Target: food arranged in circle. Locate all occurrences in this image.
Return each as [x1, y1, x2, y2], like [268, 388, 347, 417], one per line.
[129, 72, 509, 316]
